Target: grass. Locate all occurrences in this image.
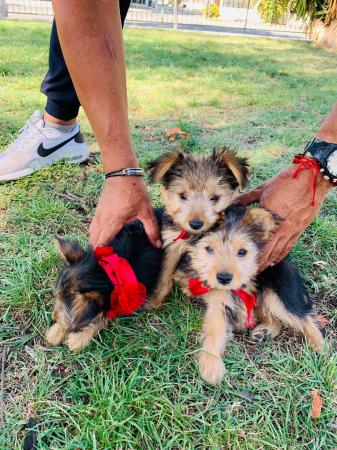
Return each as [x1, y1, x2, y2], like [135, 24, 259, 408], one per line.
[0, 19, 336, 449]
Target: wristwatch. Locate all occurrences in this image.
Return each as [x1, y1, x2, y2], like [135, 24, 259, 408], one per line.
[304, 138, 337, 183]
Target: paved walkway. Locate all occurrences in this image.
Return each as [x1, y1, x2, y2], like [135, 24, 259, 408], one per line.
[126, 20, 309, 41]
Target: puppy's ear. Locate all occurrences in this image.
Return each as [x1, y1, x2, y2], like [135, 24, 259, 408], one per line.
[147, 150, 184, 184]
[54, 236, 85, 265]
[213, 148, 249, 189]
[242, 208, 279, 242]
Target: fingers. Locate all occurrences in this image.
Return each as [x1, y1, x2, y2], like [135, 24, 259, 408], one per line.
[139, 207, 161, 248]
[258, 235, 284, 272]
[89, 217, 123, 249]
[258, 233, 299, 272]
[272, 235, 299, 265]
[235, 186, 262, 206]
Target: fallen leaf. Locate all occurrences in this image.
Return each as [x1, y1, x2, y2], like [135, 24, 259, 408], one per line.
[311, 390, 323, 419]
[317, 315, 329, 327]
[165, 127, 190, 141]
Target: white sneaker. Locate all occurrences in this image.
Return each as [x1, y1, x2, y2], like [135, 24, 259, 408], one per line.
[0, 110, 90, 182]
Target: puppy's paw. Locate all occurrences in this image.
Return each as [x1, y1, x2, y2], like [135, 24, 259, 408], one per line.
[198, 352, 226, 385]
[143, 297, 163, 311]
[248, 327, 268, 344]
[248, 322, 282, 344]
[66, 331, 92, 353]
[45, 323, 67, 346]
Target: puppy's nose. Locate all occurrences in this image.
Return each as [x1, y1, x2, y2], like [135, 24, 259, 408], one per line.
[189, 220, 204, 230]
[216, 272, 233, 285]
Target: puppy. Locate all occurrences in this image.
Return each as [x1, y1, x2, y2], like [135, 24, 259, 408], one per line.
[146, 148, 249, 310]
[46, 211, 163, 352]
[174, 205, 324, 385]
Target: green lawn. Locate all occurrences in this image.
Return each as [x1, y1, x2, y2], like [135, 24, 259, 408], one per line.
[0, 19, 336, 449]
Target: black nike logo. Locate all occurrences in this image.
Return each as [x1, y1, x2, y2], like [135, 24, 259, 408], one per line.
[37, 131, 83, 157]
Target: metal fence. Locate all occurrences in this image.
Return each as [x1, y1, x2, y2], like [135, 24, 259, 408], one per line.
[1, 0, 307, 36]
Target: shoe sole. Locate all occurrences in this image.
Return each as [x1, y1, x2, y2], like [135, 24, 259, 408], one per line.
[0, 144, 90, 182]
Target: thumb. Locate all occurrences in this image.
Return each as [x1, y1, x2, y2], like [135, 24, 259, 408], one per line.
[235, 186, 263, 206]
[140, 208, 161, 249]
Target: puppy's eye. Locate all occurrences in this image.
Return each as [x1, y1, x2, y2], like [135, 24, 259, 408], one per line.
[237, 248, 247, 257]
[205, 246, 214, 254]
[210, 195, 220, 203]
[179, 193, 187, 200]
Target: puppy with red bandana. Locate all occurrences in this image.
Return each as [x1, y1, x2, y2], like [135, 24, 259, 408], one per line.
[146, 148, 249, 310]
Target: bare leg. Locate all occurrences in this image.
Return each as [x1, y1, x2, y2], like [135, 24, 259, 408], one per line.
[198, 302, 231, 385]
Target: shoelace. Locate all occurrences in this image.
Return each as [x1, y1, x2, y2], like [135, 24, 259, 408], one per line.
[8, 115, 47, 151]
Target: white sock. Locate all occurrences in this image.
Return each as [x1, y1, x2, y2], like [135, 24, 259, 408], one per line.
[44, 120, 76, 133]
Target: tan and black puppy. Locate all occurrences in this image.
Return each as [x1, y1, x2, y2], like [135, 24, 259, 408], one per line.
[146, 148, 249, 310]
[174, 205, 324, 385]
[46, 212, 164, 352]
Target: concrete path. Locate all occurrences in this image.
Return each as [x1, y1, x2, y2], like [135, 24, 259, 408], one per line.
[126, 20, 309, 41]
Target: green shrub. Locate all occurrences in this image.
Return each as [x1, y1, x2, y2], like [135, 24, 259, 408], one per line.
[257, 0, 289, 24]
[203, 3, 220, 18]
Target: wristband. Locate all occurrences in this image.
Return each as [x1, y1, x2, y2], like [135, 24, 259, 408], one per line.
[105, 168, 144, 179]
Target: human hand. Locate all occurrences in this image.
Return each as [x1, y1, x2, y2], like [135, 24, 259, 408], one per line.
[89, 176, 161, 248]
[236, 165, 332, 272]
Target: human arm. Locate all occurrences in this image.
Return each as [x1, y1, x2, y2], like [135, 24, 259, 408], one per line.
[52, 0, 160, 247]
[237, 102, 337, 271]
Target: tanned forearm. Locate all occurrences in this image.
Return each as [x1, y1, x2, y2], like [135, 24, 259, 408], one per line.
[52, 0, 137, 172]
[316, 102, 337, 144]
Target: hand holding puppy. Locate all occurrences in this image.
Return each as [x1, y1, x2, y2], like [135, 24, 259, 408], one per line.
[237, 165, 331, 272]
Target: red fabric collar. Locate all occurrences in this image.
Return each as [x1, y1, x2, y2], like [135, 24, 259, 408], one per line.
[188, 278, 256, 329]
[292, 154, 320, 206]
[173, 230, 189, 242]
[94, 246, 147, 319]
[232, 289, 256, 329]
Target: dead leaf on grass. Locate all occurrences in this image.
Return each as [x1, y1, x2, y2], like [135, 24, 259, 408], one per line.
[311, 390, 323, 419]
[165, 127, 190, 141]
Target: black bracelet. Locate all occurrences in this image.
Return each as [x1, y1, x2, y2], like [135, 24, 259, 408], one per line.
[105, 168, 144, 179]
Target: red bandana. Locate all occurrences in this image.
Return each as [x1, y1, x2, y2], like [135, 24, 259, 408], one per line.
[232, 289, 256, 329]
[94, 246, 147, 319]
[188, 278, 210, 295]
[173, 230, 189, 242]
[292, 154, 320, 207]
[188, 278, 256, 329]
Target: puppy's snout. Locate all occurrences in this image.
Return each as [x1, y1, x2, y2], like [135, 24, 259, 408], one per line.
[216, 272, 233, 285]
[189, 220, 204, 230]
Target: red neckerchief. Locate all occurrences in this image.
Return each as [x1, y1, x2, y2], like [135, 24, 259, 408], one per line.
[188, 278, 256, 329]
[94, 246, 147, 319]
[173, 230, 189, 242]
[292, 154, 321, 207]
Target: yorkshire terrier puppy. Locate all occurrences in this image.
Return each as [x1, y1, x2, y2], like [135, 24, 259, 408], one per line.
[174, 204, 323, 385]
[146, 148, 249, 310]
[46, 211, 163, 352]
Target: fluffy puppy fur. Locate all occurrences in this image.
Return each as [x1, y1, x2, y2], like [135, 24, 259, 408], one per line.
[146, 148, 249, 310]
[46, 210, 163, 352]
[174, 205, 324, 385]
